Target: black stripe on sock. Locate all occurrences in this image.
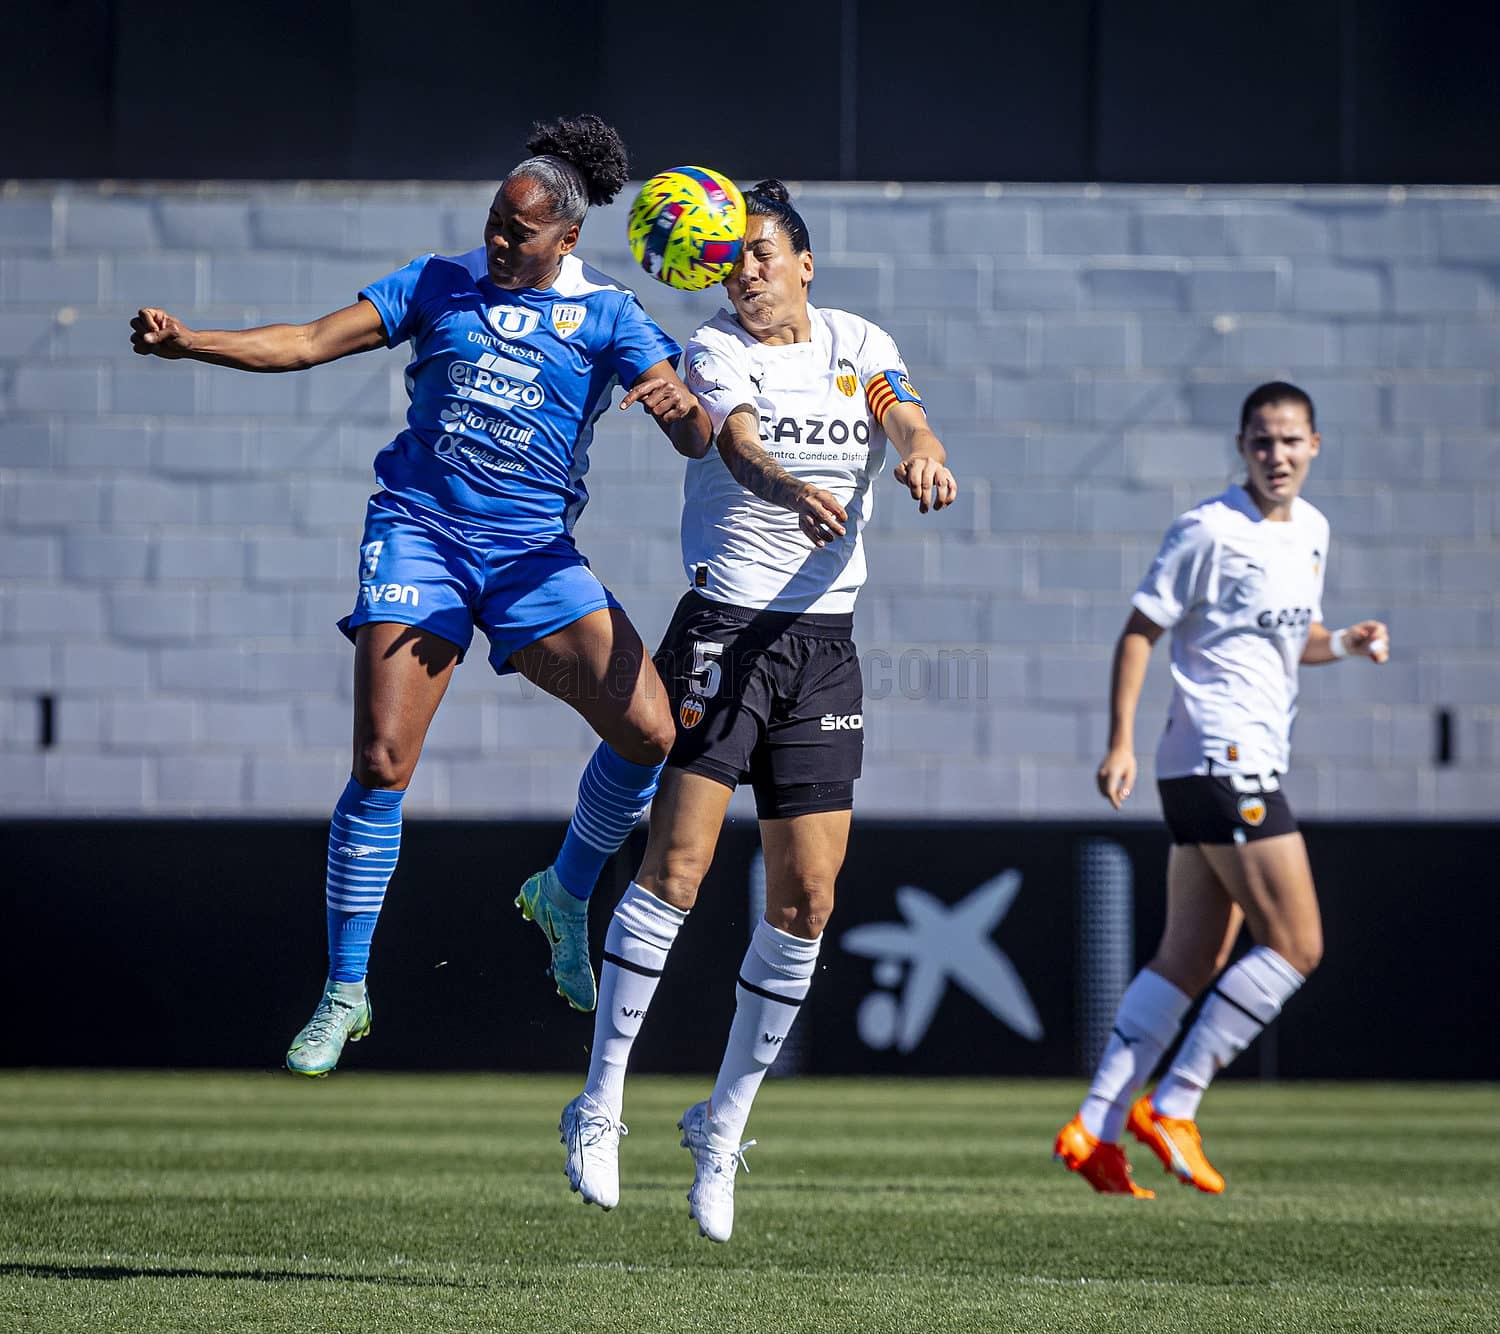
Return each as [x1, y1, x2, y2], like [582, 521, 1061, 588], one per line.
[1210, 985, 1268, 1028]
[736, 974, 805, 1007]
[603, 950, 663, 979]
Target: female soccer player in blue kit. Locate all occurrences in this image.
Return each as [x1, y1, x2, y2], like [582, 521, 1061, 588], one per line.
[130, 115, 711, 1074]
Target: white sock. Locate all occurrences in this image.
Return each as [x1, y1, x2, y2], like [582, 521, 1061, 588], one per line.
[1154, 946, 1305, 1120]
[708, 919, 820, 1143]
[1079, 968, 1192, 1142]
[582, 883, 687, 1118]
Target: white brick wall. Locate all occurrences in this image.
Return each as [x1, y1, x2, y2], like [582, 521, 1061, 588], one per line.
[2, 181, 1496, 817]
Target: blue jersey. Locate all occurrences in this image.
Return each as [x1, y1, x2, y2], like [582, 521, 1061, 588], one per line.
[359, 248, 680, 536]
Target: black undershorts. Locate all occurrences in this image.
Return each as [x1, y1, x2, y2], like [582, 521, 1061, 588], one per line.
[654, 591, 863, 820]
[1158, 772, 1298, 846]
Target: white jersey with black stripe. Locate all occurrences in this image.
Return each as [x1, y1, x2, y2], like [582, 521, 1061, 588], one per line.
[680, 305, 915, 614]
[1133, 484, 1330, 778]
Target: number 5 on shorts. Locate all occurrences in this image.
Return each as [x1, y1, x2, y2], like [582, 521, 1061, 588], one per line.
[689, 641, 724, 697]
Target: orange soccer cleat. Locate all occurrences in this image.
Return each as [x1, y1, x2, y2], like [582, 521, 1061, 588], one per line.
[1053, 1115, 1155, 1198]
[1128, 1096, 1226, 1194]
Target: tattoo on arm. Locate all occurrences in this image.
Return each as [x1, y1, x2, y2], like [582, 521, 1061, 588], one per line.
[715, 410, 806, 511]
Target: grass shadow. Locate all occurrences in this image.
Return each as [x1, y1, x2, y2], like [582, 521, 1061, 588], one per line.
[0, 1261, 494, 1289]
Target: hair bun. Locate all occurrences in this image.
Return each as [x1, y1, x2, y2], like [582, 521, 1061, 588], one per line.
[750, 179, 792, 206]
[525, 114, 630, 206]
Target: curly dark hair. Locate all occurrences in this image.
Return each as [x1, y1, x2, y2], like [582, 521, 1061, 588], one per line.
[746, 178, 812, 253]
[525, 114, 630, 207]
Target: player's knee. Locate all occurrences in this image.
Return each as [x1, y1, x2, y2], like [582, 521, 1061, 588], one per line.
[649, 865, 704, 913]
[767, 882, 835, 939]
[641, 705, 677, 764]
[642, 725, 675, 766]
[613, 708, 674, 767]
[639, 845, 710, 913]
[353, 737, 414, 790]
[1282, 932, 1322, 979]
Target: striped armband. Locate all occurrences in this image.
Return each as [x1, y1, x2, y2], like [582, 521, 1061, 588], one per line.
[864, 369, 922, 424]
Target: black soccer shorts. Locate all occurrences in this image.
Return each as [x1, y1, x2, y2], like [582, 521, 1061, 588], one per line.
[1157, 772, 1299, 846]
[653, 591, 863, 820]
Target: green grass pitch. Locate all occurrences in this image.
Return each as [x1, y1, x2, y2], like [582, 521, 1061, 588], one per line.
[1, 1074, 1495, 1332]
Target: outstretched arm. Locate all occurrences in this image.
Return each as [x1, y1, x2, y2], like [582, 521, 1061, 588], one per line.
[619, 359, 713, 459]
[715, 407, 848, 548]
[130, 299, 388, 372]
[883, 401, 957, 514]
[1096, 608, 1165, 810]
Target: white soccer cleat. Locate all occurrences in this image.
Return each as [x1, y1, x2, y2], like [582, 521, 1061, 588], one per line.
[560, 1092, 626, 1210]
[678, 1101, 755, 1243]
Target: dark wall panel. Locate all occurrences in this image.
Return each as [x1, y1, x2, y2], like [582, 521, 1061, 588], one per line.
[111, 2, 357, 178]
[347, 2, 604, 180]
[0, 1, 114, 177]
[1353, 0, 1500, 182]
[1096, 0, 1343, 182]
[592, 3, 846, 182]
[2, 819, 1495, 1079]
[854, 0, 1093, 181]
[0, 2, 1497, 185]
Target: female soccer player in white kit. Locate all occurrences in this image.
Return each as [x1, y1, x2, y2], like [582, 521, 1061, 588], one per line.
[1055, 382, 1390, 1197]
[556, 180, 957, 1241]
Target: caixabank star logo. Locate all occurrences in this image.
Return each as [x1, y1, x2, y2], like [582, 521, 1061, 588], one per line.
[840, 871, 1043, 1052]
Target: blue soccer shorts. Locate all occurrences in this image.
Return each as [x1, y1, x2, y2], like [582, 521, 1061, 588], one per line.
[338, 491, 622, 674]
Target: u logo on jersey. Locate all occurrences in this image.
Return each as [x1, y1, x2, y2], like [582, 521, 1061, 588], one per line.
[485, 306, 540, 339]
[679, 694, 706, 729]
[550, 304, 585, 338]
[1237, 794, 1267, 826]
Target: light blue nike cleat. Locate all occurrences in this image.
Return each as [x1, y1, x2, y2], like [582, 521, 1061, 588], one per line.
[285, 979, 371, 1077]
[515, 866, 597, 1012]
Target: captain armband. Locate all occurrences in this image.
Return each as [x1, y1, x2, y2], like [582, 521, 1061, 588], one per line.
[864, 369, 922, 425]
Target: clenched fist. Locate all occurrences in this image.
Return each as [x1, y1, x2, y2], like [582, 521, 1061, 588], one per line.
[130, 308, 196, 359]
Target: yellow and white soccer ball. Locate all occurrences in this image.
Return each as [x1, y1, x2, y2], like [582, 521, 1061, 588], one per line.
[626, 166, 746, 291]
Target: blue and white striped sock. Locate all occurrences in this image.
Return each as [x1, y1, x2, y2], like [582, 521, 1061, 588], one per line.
[324, 776, 405, 984]
[553, 743, 664, 900]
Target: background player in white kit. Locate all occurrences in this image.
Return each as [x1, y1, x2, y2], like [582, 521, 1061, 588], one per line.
[555, 180, 956, 1241]
[1056, 382, 1390, 1197]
